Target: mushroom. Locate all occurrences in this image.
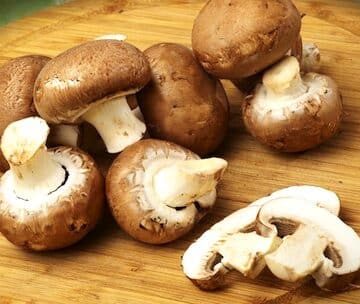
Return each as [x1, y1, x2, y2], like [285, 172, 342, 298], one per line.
[301, 42, 321, 73]
[106, 139, 227, 244]
[182, 185, 340, 290]
[192, 0, 301, 79]
[137, 43, 229, 156]
[242, 56, 343, 152]
[0, 117, 104, 250]
[34, 40, 151, 153]
[256, 197, 360, 291]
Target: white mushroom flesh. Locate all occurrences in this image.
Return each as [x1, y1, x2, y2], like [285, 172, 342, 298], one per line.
[257, 197, 360, 287]
[94, 34, 127, 41]
[182, 185, 341, 287]
[82, 94, 146, 153]
[301, 42, 321, 73]
[265, 224, 328, 282]
[153, 158, 227, 208]
[252, 56, 330, 121]
[219, 232, 281, 278]
[1, 117, 66, 201]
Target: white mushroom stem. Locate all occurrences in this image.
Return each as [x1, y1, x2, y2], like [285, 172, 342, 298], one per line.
[219, 232, 281, 279]
[262, 56, 308, 97]
[1, 117, 66, 200]
[82, 95, 146, 153]
[94, 34, 127, 41]
[153, 158, 227, 208]
[265, 225, 328, 282]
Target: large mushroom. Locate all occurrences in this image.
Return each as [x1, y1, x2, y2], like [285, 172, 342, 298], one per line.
[182, 185, 340, 290]
[34, 39, 151, 153]
[106, 139, 227, 244]
[242, 56, 343, 152]
[0, 117, 104, 250]
[257, 197, 360, 291]
[137, 43, 229, 156]
[192, 0, 301, 80]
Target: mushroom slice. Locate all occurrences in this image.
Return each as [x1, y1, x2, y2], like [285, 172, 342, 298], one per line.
[265, 225, 328, 282]
[182, 185, 340, 290]
[242, 56, 343, 152]
[34, 40, 151, 153]
[0, 117, 104, 250]
[301, 42, 321, 73]
[219, 232, 281, 279]
[257, 197, 360, 290]
[106, 139, 227, 244]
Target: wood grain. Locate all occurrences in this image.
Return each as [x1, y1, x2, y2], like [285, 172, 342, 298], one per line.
[0, 0, 360, 303]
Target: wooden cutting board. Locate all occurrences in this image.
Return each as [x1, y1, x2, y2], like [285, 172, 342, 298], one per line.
[0, 0, 360, 303]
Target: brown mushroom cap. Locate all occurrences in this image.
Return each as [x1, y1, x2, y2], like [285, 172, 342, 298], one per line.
[0, 55, 50, 171]
[0, 147, 104, 250]
[242, 73, 343, 152]
[137, 43, 229, 156]
[34, 40, 151, 124]
[106, 139, 219, 244]
[192, 0, 301, 79]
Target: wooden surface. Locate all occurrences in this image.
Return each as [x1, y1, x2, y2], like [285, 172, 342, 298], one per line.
[0, 0, 360, 303]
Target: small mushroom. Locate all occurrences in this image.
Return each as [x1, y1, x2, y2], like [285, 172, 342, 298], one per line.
[106, 139, 227, 244]
[301, 42, 321, 73]
[242, 56, 343, 152]
[0, 117, 104, 250]
[257, 197, 360, 291]
[182, 185, 340, 290]
[34, 40, 151, 153]
[137, 43, 229, 156]
[192, 0, 301, 79]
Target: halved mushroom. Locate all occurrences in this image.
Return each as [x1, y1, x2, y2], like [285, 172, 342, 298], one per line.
[106, 139, 227, 244]
[0, 117, 104, 250]
[34, 40, 151, 153]
[242, 56, 343, 152]
[137, 43, 229, 156]
[192, 0, 301, 79]
[257, 197, 360, 291]
[182, 185, 340, 290]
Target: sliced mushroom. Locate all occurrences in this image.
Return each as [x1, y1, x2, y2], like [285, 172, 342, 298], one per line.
[182, 185, 340, 290]
[34, 40, 151, 153]
[0, 117, 104, 250]
[192, 0, 301, 79]
[242, 56, 343, 152]
[106, 139, 227, 244]
[257, 197, 360, 291]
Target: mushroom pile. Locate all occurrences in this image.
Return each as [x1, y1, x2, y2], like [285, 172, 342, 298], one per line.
[182, 186, 360, 291]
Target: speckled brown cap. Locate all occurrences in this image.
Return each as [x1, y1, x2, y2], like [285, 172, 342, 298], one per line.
[0, 147, 104, 251]
[0, 55, 50, 171]
[34, 40, 151, 124]
[137, 43, 229, 156]
[192, 0, 301, 79]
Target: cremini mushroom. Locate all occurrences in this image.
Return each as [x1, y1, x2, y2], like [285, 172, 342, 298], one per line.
[182, 185, 340, 290]
[301, 42, 321, 73]
[242, 56, 343, 152]
[0, 117, 104, 250]
[34, 40, 151, 153]
[106, 139, 227, 244]
[192, 0, 301, 80]
[137, 43, 229, 156]
[257, 197, 360, 291]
